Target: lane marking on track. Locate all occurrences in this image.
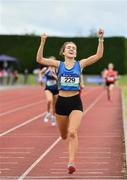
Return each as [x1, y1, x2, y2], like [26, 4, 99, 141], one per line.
[0, 176, 124, 179]
[0, 101, 43, 117]
[50, 171, 104, 174]
[0, 152, 31, 154]
[59, 156, 111, 159]
[3, 135, 58, 138]
[0, 147, 34, 149]
[0, 113, 44, 137]
[54, 161, 109, 165]
[0, 157, 24, 159]
[6, 175, 124, 179]
[0, 162, 18, 164]
[78, 135, 121, 138]
[0, 86, 99, 117]
[0, 88, 101, 137]
[50, 168, 108, 171]
[63, 151, 111, 154]
[18, 91, 105, 180]
[18, 137, 61, 180]
[0, 168, 10, 171]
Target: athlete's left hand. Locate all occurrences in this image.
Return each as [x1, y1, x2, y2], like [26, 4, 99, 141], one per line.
[41, 33, 47, 45]
[98, 28, 104, 39]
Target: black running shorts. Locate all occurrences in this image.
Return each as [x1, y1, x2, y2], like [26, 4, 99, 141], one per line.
[55, 94, 83, 116]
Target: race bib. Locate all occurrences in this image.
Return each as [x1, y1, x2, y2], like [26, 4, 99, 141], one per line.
[107, 76, 115, 81]
[61, 76, 79, 87]
[47, 80, 57, 86]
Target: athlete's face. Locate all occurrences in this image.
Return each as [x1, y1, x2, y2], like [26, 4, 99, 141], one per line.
[63, 43, 77, 58]
[108, 63, 114, 70]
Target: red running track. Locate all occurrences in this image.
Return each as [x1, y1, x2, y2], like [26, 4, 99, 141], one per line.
[0, 86, 126, 180]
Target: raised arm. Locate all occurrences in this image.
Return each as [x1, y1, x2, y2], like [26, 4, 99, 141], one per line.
[36, 33, 60, 67]
[80, 28, 104, 69]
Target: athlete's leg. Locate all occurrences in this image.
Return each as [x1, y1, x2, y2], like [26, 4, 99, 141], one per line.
[45, 90, 53, 113]
[68, 110, 83, 162]
[108, 84, 114, 101]
[53, 95, 58, 116]
[50, 94, 58, 126]
[55, 114, 69, 139]
[107, 85, 110, 100]
[43, 90, 53, 122]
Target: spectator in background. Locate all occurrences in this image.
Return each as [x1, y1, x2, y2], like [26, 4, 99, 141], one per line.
[33, 68, 40, 84]
[0, 68, 4, 85]
[24, 68, 29, 84]
[6, 68, 12, 85]
[11, 70, 19, 85]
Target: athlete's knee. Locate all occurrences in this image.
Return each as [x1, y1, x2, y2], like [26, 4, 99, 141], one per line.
[68, 129, 77, 138]
[47, 99, 52, 104]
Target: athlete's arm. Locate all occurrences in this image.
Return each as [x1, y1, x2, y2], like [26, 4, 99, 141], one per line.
[38, 68, 46, 86]
[80, 74, 85, 88]
[40, 67, 47, 75]
[36, 33, 60, 68]
[103, 69, 108, 79]
[80, 28, 104, 69]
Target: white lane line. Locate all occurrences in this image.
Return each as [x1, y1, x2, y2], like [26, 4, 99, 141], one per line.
[0, 147, 34, 149]
[50, 169, 108, 173]
[0, 113, 44, 137]
[54, 161, 109, 165]
[59, 156, 111, 159]
[63, 151, 111, 154]
[50, 168, 108, 171]
[0, 152, 30, 154]
[78, 135, 121, 137]
[0, 168, 10, 171]
[16, 175, 125, 179]
[0, 156, 24, 159]
[0, 101, 43, 117]
[4, 135, 58, 138]
[18, 137, 61, 180]
[51, 171, 104, 174]
[79, 147, 111, 150]
[0, 162, 18, 164]
[18, 91, 104, 180]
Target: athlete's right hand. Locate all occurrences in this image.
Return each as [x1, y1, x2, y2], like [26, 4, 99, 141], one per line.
[41, 33, 47, 44]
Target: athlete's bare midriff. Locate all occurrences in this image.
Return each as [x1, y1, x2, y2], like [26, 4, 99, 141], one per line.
[59, 90, 79, 97]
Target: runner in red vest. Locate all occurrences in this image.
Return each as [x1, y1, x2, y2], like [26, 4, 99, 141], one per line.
[103, 63, 118, 101]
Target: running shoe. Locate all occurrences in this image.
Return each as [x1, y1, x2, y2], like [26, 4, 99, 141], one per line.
[50, 115, 56, 126]
[68, 162, 76, 174]
[43, 112, 51, 122]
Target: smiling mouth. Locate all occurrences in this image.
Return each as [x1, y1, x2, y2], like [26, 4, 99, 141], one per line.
[69, 51, 74, 55]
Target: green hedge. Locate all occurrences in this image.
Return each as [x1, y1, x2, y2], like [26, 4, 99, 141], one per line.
[0, 35, 126, 74]
[125, 38, 127, 73]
